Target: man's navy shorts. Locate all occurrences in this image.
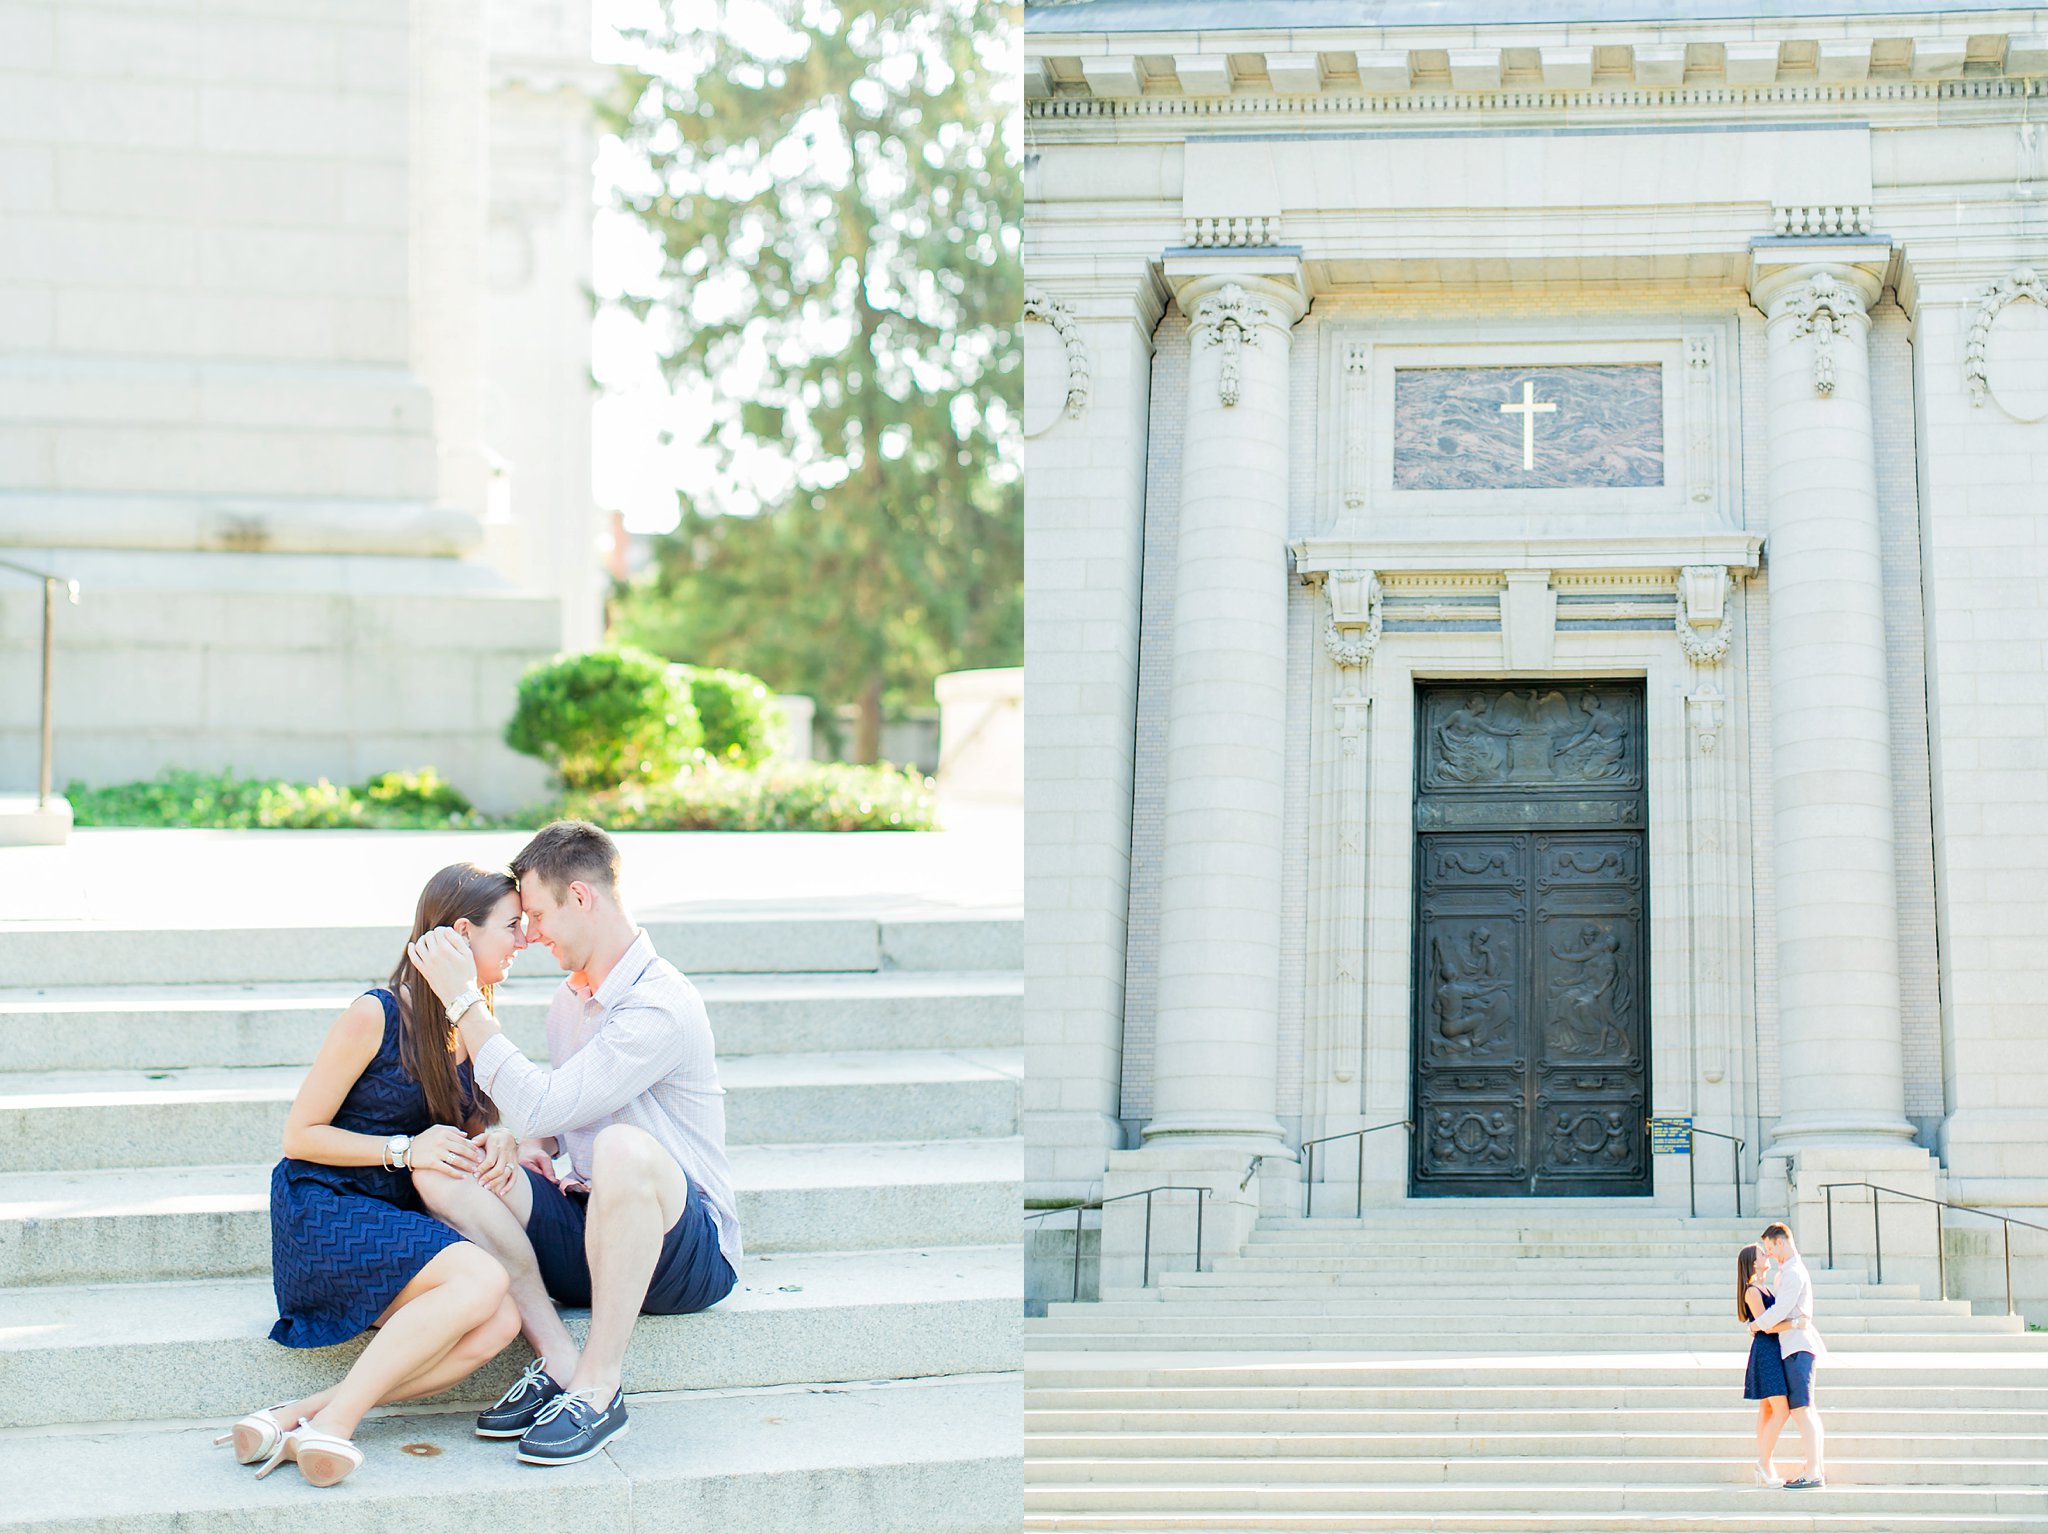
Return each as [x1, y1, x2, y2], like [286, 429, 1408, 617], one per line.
[1783, 1349, 1818, 1409]
[520, 1165, 735, 1315]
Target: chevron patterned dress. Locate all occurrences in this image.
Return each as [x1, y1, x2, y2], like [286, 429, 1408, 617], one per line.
[268, 988, 473, 1348]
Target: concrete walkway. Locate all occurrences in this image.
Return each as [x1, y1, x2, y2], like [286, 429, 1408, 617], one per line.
[0, 805, 1020, 929]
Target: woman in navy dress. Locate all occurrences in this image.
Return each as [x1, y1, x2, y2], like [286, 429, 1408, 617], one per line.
[216, 863, 533, 1487]
[1739, 1241, 1793, 1486]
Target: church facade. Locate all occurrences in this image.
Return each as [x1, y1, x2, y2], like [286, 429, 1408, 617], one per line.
[1023, 0, 2048, 1311]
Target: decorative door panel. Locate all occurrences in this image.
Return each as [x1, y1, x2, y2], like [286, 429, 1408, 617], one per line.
[1412, 684, 1650, 1197]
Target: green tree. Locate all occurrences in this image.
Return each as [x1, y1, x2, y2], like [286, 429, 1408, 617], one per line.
[603, 0, 1021, 762]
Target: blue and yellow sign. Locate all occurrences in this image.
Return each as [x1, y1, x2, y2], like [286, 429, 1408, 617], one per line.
[1649, 1118, 1693, 1155]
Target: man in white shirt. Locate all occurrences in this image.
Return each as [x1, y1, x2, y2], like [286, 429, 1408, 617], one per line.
[408, 820, 740, 1466]
[1749, 1221, 1827, 1489]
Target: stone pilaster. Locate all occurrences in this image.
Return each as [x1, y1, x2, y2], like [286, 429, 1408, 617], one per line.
[1022, 259, 1170, 1206]
[1141, 267, 1309, 1151]
[1749, 251, 1917, 1154]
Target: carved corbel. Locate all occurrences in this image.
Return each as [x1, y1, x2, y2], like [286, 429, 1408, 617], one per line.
[1190, 282, 1268, 408]
[1674, 565, 1734, 664]
[1966, 266, 2048, 407]
[1021, 287, 1090, 421]
[1314, 568, 1383, 668]
[1780, 271, 1865, 396]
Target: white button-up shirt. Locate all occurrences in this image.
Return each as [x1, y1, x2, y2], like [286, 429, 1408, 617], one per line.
[1754, 1252, 1827, 1360]
[475, 929, 741, 1274]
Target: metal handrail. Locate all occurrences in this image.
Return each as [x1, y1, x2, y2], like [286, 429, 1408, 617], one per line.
[1645, 1117, 1745, 1220]
[1302, 1119, 1412, 1218]
[1025, 1184, 1215, 1302]
[1820, 1180, 2048, 1314]
[0, 557, 81, 809]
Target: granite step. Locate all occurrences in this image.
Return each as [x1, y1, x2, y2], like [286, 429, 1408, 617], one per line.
[1026, 1450, 2048, 1485]
[0, 1373, 1020, 1534]
[0, 911, 1021, 988]
[1025, 1405, 2048, 1435]
[0, 1136, 1022, 1284]
[1073, 1294, 1970, 1317]
[0, 1244, 1019, 1430]
[1018, 1326, 2045, 1351]
[0, 970, 1022, 1071]
[0, 1048, 1024, 1167]
[1021, 1483, 2048, 1516]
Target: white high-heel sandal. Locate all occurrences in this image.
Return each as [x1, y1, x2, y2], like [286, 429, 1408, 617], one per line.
[254, 1418, 364, 1488]
[213, 1406, 291, 1466]
[1753, 1463, 1785, 1487]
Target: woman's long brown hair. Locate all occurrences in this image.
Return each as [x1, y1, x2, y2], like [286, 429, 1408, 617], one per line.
[1736, 1242, 1765, 1322]
[388, 862, 511, 1130]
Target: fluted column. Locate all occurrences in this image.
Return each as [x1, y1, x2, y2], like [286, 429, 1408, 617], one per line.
[1144, 271, 1308, 1148]
[1751, 257, 1915, 1149]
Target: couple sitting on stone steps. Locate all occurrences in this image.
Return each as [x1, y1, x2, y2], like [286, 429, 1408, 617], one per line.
[214, 820, 740, 1488]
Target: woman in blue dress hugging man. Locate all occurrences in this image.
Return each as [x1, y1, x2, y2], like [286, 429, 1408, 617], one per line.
[215, 862, 530, 1487]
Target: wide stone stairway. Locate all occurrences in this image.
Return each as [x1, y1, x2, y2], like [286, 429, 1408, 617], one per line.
[0, 908, 1021, 1531]
[1025, 1200, 2048, 1531]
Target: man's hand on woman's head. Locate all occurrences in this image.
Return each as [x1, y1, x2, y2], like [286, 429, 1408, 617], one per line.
[408, 927, 479, 1006]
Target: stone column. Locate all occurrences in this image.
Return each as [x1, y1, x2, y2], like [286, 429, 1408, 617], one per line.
[1022, 261, 1168, 1210]
[1143, 270, 1308, 1150]
[1750, 255, 1916, 1151]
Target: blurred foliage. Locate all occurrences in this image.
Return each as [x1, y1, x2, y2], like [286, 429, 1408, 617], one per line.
[68, 769, 488, 830]
[673, 663, 784, 768]
[553, 759, 937, 832]
[503, 647, 704, 792]
[603, 0, 1022, 761]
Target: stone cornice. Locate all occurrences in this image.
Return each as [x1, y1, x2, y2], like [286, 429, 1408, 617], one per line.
[1028, 21, 2048, 103]
[1292, 532, 1764, 580]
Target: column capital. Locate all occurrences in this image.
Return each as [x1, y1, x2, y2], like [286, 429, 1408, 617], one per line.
[1162, 255, 1310, 329]
[1019, 255, 1172, 334]
[1748, 242, 1889, 317]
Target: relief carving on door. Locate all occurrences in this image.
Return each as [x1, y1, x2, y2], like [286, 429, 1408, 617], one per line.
[1413, 681, 1649, 1198]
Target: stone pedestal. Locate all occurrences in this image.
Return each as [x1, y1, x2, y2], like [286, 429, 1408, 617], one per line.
[1749, 250, 1916, 1155]
[1143, 268, 1308, 1151]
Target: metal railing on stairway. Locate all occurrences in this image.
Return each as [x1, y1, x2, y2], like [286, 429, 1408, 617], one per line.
[1644, 1117, 1745, 1219]
[1026, 1184, 1215, 1303]
[1300, 1120, 1411, 1218]
[0, 557, 81, 809]
[1820, 1180, 2048, 1315]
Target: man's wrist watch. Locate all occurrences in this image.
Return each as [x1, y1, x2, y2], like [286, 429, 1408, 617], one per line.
[445, 985, 485, 1024]
[385, 1133, 412, 1170]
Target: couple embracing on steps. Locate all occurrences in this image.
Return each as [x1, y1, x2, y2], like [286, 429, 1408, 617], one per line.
[1740, 1221, 1828, 1490]
[217, 819, 739, 1486]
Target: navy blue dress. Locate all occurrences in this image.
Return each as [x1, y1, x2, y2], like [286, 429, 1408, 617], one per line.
[1743, 1285, 1790, 1400]
[269, 989, 474, 1348]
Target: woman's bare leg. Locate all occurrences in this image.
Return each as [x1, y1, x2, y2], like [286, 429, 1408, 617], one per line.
[269, 1296, 520, 1428]
[266, 1244, 509, 1441]
[1758, 1396, 1791, 1471]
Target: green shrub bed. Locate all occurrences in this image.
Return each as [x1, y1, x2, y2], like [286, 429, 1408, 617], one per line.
[66, 761, 937, 834]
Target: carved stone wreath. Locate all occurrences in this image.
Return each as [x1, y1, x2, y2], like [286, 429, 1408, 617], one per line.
[1966, 266, 2048, 408]
[1190, 282, 1267, 408]
[1782, 271, 1865, 396]
[1021, 287, 1090, 422]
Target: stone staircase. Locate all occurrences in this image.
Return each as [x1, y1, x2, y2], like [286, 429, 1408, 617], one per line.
[0, 909, 1022, 1532]
[1024, 1201, 2048, 1531]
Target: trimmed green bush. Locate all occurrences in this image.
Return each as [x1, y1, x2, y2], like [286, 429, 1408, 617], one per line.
[66, 769, 489, 830]
[503, 647, 702, 791]
[554, 760, 937, 833]
[673, 665, 784, 769]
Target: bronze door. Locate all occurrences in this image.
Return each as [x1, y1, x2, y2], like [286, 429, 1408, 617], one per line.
[1410, 681, 1650, 1197]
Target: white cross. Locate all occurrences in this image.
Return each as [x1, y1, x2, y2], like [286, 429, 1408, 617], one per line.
[1499, 379, 1558, 470]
